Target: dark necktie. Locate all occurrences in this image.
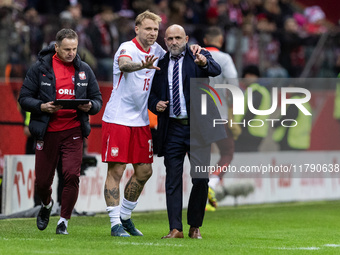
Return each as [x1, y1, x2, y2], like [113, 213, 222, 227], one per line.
[171, 55, 182, 116]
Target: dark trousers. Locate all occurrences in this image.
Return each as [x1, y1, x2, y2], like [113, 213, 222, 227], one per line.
[164, 120, 209, 231]
[35, 127, 83, 219]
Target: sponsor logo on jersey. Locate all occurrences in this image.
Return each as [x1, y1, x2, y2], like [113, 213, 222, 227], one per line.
[36, 141, 44, 150]
[111, 147, 119, 157]
[41, 81, 51, 86]
[58, 89, 75, 95]
[120, 49, 126, 55]
[79, 71, 86, 80]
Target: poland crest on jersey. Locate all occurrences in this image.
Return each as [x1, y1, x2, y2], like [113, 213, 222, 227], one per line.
[79, 71, 86, 80]
[111, 147, 119, 157]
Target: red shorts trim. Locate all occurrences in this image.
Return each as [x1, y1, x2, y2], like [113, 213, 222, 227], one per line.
[102, 121, 153, 163]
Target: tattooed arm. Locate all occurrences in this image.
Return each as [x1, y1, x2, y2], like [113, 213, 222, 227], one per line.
[119, 55, 160, 73]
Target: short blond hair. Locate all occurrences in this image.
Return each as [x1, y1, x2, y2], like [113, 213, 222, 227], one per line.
[135, 10, 162, 26]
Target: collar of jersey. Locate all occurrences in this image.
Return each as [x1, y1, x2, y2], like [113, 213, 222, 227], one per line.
[205, 46, 220, 52]
[132, 37, 151, 54]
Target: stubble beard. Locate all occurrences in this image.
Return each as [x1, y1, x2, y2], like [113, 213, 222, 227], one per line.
[168, 44, 186, 56]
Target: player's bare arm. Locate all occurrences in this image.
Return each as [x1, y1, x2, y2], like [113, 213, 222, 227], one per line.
[119, 55, 160, 73]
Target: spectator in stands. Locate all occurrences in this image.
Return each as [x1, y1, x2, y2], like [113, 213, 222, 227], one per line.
[247, 0, 265, 16]
[216, 1, 234, 30]
[239, 22, 260, 66]
[262, 0, 282, 28]
[23, 6, 44, 63]
[168, 1, 187, 26]
[255, 13, 287, 78]
[6, 12, 31, 79]
[59, 4, 97, 70]
[278, 0, 295, 20]
[86, 5, 119, 81]
[278, 17, 306, 77]
[0, 0, 336, 80]
[228, 0, 249, 27]
[256, 12, 276, 33]
[303, 5, 328, 35]
[186, 0, 206, 25]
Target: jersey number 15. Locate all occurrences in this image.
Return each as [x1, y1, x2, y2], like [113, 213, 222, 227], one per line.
[143, 78, 150, 91]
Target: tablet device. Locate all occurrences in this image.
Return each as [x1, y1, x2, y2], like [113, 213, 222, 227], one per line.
[54, 99, 90, 109]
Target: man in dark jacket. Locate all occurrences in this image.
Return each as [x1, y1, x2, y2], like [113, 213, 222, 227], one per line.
[18, 28, 102, 235]
[148, 24, 225, 239]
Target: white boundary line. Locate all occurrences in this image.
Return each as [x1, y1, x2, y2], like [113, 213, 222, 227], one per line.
[324, 244, 340, 247]
[273, 247, 320, 250]
[2, 237, 340, 250]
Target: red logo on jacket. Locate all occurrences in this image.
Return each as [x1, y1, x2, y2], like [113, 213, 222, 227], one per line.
[79, 72, 86, 80]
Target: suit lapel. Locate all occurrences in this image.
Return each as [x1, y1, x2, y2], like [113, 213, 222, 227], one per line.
[163, 53, 170, 100]
[182, 55, 187, 86]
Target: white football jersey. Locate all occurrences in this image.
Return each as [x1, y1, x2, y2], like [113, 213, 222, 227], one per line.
[102, 38, 165, 126]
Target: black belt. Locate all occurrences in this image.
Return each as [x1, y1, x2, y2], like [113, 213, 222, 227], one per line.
[170, 118, 189, 126]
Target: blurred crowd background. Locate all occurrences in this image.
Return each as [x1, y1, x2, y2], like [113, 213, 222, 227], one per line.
[1, 0, 340, 82]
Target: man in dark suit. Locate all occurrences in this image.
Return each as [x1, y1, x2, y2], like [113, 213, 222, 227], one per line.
[148, 24, 224, 239]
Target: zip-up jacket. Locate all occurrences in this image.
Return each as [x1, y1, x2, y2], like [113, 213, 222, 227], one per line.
[18, 45, 102, 140]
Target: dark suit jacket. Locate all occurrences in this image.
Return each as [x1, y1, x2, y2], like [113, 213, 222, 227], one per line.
[149, 45, 226, 156]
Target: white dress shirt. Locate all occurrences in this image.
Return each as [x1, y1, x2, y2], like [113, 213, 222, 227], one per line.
[168, 51, 188, 119]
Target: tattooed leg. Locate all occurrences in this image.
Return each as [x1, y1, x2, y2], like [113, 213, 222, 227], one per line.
[124, 163, 152, 202]
[104, 162, 126, 206]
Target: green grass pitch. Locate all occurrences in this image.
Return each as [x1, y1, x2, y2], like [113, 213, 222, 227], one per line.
[1, 200, 340, 254]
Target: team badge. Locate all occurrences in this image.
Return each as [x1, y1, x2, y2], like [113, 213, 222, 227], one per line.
[36, 141, 44, 151]
[120, 49, 126, 55]
[79, 71, 86, 80]
[111, 147, 119, 157]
